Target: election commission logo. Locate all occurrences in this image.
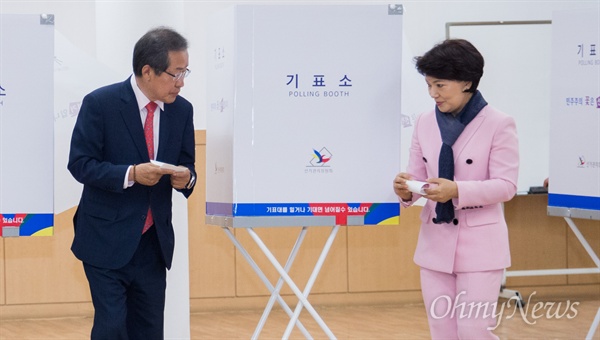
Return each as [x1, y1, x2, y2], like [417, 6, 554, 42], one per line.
[306, 147, 333, 174]
[309, 147, 332, 167]
[578, 155, 600, 169]
[0, 84, 6, 106]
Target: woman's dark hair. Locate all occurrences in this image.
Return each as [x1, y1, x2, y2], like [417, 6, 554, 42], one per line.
[133, 27, 188, 77]
[414, 39, 484, 93]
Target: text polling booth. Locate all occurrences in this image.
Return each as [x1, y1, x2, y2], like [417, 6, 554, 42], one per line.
[0, 14, 54, 236]
[206, 4, 402, 338]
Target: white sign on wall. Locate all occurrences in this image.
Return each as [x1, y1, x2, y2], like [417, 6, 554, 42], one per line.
[0, 14, 54, 236]
[206, 4, 403, 226]
[548, 8, 600, 219]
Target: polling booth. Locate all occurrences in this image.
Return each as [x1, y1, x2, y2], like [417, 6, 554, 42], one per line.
[0, 14, 54, 237]
[543, 7, 600, 279]
[547, 9, 600, 221]
[546, 8, 600, 338]
[205, 4, 403, 338]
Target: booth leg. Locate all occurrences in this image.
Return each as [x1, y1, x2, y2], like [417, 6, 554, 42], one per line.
[221, 227, 312, 339]
[247, 226, 339, 339]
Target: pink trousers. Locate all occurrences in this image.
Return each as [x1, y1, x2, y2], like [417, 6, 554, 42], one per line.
[420, 267, 504, 339]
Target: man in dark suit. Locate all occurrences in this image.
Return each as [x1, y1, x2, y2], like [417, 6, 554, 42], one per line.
[68, 27, 196, 339]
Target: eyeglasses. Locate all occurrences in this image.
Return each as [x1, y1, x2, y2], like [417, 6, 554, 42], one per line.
[164, 68, 191, 82]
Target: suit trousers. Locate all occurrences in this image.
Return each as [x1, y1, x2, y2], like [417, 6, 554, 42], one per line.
[420, 267, 504, 340]
[83, 226, 166, 340]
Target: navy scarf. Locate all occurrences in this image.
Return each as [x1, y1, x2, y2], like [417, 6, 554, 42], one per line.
[434, 90, 487, 224]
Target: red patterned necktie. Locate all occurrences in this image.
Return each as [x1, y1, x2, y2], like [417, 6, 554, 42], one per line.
[142, 101, 157, 233]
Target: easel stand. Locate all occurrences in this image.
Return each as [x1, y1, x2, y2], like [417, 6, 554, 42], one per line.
[500, 216, 600, 337]
[211, 217, 339, 340]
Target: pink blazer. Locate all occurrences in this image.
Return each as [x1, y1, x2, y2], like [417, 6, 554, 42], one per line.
[402, 105, 519, 274]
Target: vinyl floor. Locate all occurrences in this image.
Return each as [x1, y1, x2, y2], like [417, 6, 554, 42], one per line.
[0, 299, 598, 339]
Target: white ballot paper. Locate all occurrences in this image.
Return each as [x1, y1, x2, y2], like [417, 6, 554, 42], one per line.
[151, 160, 187, 172]
[406, 180, 430, 195]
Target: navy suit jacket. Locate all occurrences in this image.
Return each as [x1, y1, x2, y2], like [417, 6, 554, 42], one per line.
[68, 77, 195, 270]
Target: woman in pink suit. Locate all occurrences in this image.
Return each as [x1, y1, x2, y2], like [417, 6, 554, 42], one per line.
[393, 39, 519, 339]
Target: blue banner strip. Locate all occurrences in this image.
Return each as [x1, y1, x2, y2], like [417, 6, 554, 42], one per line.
[548, 194, 600, 211]
[206, 202, 400, 224]
[19, 213, 54, 236]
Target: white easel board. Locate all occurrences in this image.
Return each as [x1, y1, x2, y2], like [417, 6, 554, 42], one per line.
[206, 4, 403, 227]
[0, 14, 54, 236]
[548, 8, 600, 220]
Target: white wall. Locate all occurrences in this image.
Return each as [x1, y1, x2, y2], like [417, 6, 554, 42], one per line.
[3, 0, 596, 132]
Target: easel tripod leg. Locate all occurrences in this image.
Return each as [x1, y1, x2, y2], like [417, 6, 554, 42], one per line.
[221, 227, 312, 339]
